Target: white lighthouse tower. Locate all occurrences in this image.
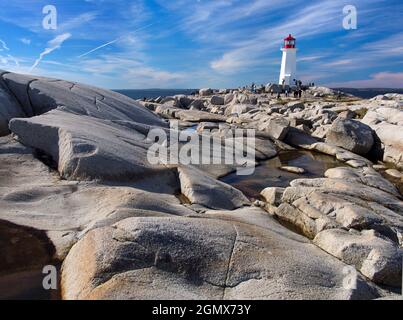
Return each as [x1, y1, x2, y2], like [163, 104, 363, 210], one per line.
[279, 34, 297, 86]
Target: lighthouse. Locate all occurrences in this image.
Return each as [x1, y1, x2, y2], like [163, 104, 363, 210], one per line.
[279, 34, 297, 86]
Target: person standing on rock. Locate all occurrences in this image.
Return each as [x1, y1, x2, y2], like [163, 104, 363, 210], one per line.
[251, 83, 256, 93]
[281, 79, 286, 97]
[295, 80, 302, 99]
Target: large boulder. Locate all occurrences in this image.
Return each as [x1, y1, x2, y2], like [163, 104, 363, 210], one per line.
[307, 86, 341, 98]
[175, 95, 193, 109]
[199, 88, 213, 96]
[178, 165, 249, 210]
[224, 93, 235, 104]
[362, 108, 403, 169]
[262, 117, 290, 140]
[210, 95, 224, 105]
[287, 101, 305, 112]
[188, 99, 204, 110]
[260, 187, 285, 206]
[314, 229, 402, 287]
[61, 212, 382, 300]
[236, 94, 258, 105]
[9, 109, 167, 181]
[326, 118, 374, 155]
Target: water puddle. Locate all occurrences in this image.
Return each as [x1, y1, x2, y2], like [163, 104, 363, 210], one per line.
[182, 125, 198, 134]
[0, 220, 61, 300]
[220, 150, 346, 199]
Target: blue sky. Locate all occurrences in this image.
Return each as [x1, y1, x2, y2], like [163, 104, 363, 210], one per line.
[0, 0, 402, 89]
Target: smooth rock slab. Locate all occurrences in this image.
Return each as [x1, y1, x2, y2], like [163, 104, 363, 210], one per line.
[199, 88, 213, 96]
[61, 214, 382, 300]
[9, 110, 167, 181]
[1, 72, 167, 127]
[0, 136, 194, 259]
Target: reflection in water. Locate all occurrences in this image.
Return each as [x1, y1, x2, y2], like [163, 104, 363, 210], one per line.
[220, 151, 346, 199]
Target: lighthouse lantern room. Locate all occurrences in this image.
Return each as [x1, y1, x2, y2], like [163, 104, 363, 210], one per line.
[279, 34, 297, 86]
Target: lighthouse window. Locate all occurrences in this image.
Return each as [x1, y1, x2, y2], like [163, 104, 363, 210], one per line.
[285, 40, 294, 45]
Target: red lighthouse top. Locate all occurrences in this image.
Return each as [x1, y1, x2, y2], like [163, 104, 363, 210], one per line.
[283, 34, 296, 49]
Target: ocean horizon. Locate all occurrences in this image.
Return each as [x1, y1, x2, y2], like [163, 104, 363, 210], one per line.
[115, 88, 403, 100]
[114, 89, 197, 100]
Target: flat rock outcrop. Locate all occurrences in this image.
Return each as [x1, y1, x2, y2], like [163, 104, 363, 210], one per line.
[10, 110, 167, 181]
[61, 212, 382, 300]
[270, 166, 403, 287]
[0, 136, 193, 259]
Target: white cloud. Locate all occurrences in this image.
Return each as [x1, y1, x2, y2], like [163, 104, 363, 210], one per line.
[209, 0, 343, 73]
[30, 33, 72, 72]
[326, 72, 403, 88]
[58, 12, 98, 32]
[298, 55, 323, 62]
[20, 38, 31, 45]
[0, 55, 16, 66]
[76, 53, 185, 88]
[207, 0, 392, 76]
[324, 59, 353, 67]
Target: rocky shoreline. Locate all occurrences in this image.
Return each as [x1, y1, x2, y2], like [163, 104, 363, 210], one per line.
[0, 70, 402, 300]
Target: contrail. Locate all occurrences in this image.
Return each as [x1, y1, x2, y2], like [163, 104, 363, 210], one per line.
[78, 38, 120, 58]
[30, 33, 71, 72]
[0, 39, 9, 51]
[78, 23, 154, 58]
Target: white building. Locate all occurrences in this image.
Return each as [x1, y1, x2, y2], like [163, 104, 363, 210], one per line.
[279, 34, 297, 86]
